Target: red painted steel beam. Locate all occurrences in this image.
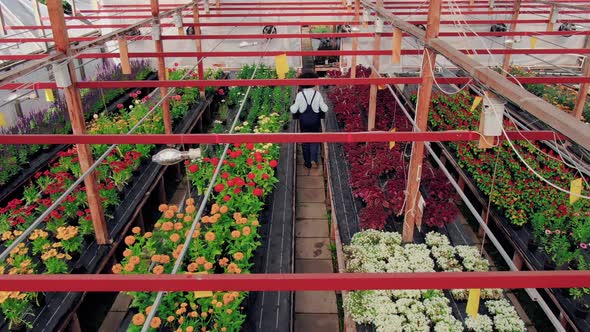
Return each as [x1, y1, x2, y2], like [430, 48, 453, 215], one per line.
[1, 271, 590, 292]
[6, 18, 590, 30]
[0, 131, 563, 145]
[2, 31, 589, 44]
[2, 77, 590, 90]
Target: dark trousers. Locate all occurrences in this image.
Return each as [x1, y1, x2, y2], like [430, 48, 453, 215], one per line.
[298, 109, 322, 168]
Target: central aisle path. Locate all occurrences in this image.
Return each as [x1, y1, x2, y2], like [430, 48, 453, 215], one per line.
[293, 148, 340, 331]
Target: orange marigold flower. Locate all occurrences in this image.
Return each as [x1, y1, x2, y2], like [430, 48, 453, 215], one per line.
[186, 327, 194, 332]
[123, 249, 132, 257]
[233, 252, 244, 261]
[204, 262, 213, 270]
[153, 265, 164, 275]
[129, 256, 140, 265]
[186, 198, 195, 205]
[160, 255, 170, 264]
[174, 222, 183, 230]
[189, 311, 198, 318]
[201, 312, 207, 318]
[145, 306, 152, 314]
[239, 217, 248, 225]
[158, 204, 168, 212]
[111, 264, 122, 274]
[216, 302, 223, 308]
[205, 232, 216, 242]
[184, 215, 192, 223]
[124, 263, 135, 272]
[150, 317, 161, 329]
[185, 205, 196, 214]
[169, 205, 178, 212]
[154, 222, 162, 229]
[218, 257, 229, 267]
[175, 308, 183, 316]
[170, 233, 181, 243]
[231, 230, 241, 238]
[211, 203, 220, 214]
[233, 212, 242, 220]
[242, 226, 251, 236]
[144, 232, 153, 239]
[201, 216, 210, 224]
[124, 235, 136, 246]
[195, 256, 206, 265]
[151, 255, 161, 263]
[226, 309, 233, 314]
[221, 327, 227, 332]
[176, 213, 184, 219]
[231, 291, 239, 298]
[131, 227, 141, 234]
[164, 210, 175, 219]
[252, 220, 260, 226]
[219, 205, 228, 214]
[187, 263, 198, 272]
[167, 316, 175, 323]
[132, 313, 146, 326]
[178, 316, 184, 324]
[192, 230, 200, 238]
[208, 309, 213, 314]
[227, 263, 238, 272]
[161, 222, 174, 231]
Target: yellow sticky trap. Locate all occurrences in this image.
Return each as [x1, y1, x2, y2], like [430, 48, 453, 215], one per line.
[466, 289, 481, 317]
[45, 89, 55, 102]
[275, 54, 288, 79]
[530, 37, 537, 49]
[0, 112, 6, 127]
[389, 128, 396, 149]
[570, 178, 583, 205]
[470, 96, 483, 112]
[165, 70, 170, 80]
[194, 272, 214, 299]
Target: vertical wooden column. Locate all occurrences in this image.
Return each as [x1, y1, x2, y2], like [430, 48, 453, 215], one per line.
[0, 5, 7, 36]
[367, 0, 383, 131]
[193, 3, 206, 98]
[501, 0, 521, 76]
[33, 0, 50, 51]
[402, 0, 442, 243]
[46, 0, 108, 245]
[547, 5, 557, 32]
[151, 0, 173, 135]
[350, 0, 360, 78]
[573, 36, 590, 120]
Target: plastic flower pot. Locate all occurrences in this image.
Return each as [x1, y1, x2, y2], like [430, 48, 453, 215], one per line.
[574, 300, 590, 319]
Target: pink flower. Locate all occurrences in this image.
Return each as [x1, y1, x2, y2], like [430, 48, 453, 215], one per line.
[580, 243, 588, 249]
[136, 90, 142, 95]
[117, 103, 124, 109]
[174, 62, 179, 67]
[555, 229, 561, 235]
[545, 229, 552, 235]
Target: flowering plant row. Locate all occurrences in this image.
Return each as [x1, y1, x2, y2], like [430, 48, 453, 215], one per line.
[118, 64, 292, 332]
[0, 59, 153, 187]
[506, 66, 590, 123]
[422, 91, 590, 272]
[0, 66, 211, 330]
[343, 230, 526, 332]
[327, 66, 460, 230]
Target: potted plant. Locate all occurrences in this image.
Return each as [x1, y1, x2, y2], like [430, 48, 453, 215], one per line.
[569, 288, 590, 319]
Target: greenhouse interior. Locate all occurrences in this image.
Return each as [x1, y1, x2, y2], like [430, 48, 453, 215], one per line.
[0, 0, 590, 331]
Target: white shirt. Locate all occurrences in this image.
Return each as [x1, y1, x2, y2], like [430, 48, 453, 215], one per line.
[290, 88, 329, 114]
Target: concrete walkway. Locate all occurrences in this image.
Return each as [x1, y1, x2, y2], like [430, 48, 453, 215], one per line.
[294, 148, 339, 331]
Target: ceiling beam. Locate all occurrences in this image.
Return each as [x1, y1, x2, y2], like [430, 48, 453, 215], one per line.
[363, 0, 590, 151]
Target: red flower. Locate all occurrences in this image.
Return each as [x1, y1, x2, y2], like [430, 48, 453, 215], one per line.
[246, 143, 254, 150]
[221, 172, 230, 179]
[229, 162, 236, 168]
[253, 188, 263, 197]
[214, 183, 225, 193]
[218, 88, 225, 96]
[247, 181, 255, 187]
[234, 188, 241, 194]
[257, 164, 263, 170]
[189, 164, 199, 173]
[227, 180, 235, 187]
[269, 160, 278, 168]
[247, 173, 256, 180]
[130, 92, 137, 99]
[223, 160, 229, 165]
[247, 158, 254, 166]
[117, 103, 124, 109]
[254, 152, 263, 162]
[262, 173, 269, 180]
[211, 157, 219, 166]
[223, 195, 231, 202]
[174, 62, 179, 67]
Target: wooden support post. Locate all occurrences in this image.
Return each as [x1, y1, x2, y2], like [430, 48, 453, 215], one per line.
[193, 3, 206, 98]
[33, 0, 50, 51]
[457, 176, 465, 192]
[512, 251, 524, 270]
[573, 36, 590, 120]
[68, 313, 82, 332]
[547, 5, 557, 31]
[392, 27, 402, 64]
[350, 0, 360, 78]
[47, 0, 108, 245]
[0, 5, 6, 36]
[118, 37, 131, 75]
[151, 0, 173, 135]
[501, 0, 521, 76]
[367, 0, 383, 131]
[402, 0, 442, 243]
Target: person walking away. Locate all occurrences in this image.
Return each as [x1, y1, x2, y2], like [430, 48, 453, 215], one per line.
[290, 71, 329, 169]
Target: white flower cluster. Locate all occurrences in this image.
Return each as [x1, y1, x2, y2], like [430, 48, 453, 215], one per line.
[465, 314, 493, 332]
[455, 246, 489, 272]
[485, 300, 526, 332]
